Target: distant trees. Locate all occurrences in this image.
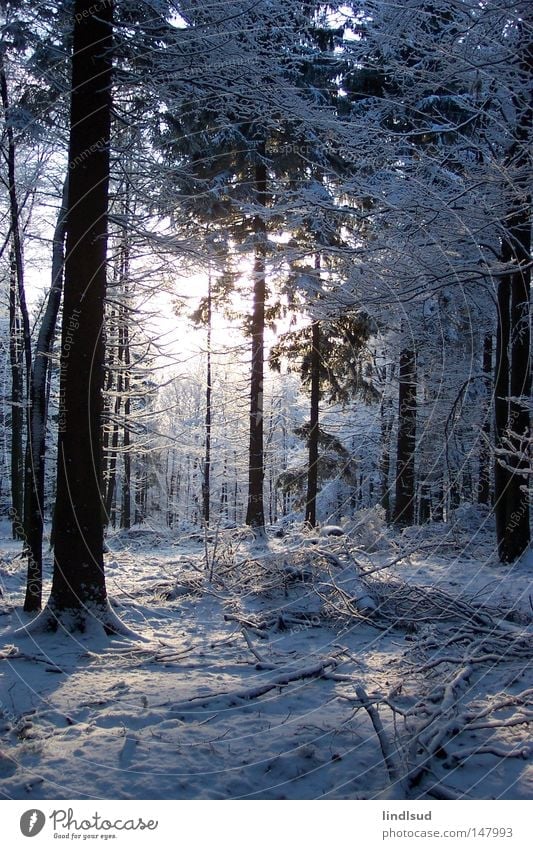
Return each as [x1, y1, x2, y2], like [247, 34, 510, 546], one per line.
[0, 0, 530, 580]
[336, 0, 531, 551]
[0, 0, 70, 602]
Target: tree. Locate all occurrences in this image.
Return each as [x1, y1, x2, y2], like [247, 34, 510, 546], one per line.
[245, 148, 268, 530]
[494, 22, 531, 563]
[151, 1, 353, 533]
[305, 316, 320, 527]
[23, 176, 68, 611]
[29, 0, 125, 633]
[393, 342, 417, 526]
[0, 46, 32, 539]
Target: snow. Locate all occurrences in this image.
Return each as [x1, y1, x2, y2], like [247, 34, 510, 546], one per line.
[0, 514, 531, 800]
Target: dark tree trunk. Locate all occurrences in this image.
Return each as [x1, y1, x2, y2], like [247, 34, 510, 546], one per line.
[432, 479, 444, 522]
[121, 300, 132, 530]
[116, 173, 132, 531]
[506, 255, 530, 548]
[135, 460, 147, 524]
[494, 34, 531, 563]
[245, 153, 267, 531]
[418, 484, 431, 524]
[478, 334, 492, 506]
[105, 315, 123, 524]
[101, 310, 115, 526]
[494, 224, 531, 562]
[23, 178, 69, 611]
[449, 475, 461, 512]
[380, 396, 393, 521]
[393, 347, 417, 526]
[305, 319, 320, 527]
[105, 407, 120, 523]
[494, 273, 511, 544]
[8, 251, 24, 539]
[233, 452, 239, 524]
[40, 0, 119, 631]
[1, 59, 32, 539]
[166, 454, 175, 528]
[202, 275, 212, 526]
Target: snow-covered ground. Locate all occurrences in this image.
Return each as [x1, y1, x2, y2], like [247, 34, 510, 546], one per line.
[0, 511, 531, 801]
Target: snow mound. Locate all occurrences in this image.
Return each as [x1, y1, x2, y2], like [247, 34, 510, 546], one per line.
[320, 525, 345, 537]
[345, 506, 390, 552]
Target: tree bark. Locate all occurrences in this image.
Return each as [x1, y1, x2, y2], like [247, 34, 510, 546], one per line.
[245, 152, 267, 531]
[8, 250, 24, 539]
[202, 273, 212, 526]
[380, 395, 393, 521]
[23, 177, 69, 612]
[305, 319, 320, 527]
[494, 220, 531, 562]
[393, 346, 417, 526]
[1, 58, 32, 540]
[477, 334, 492, 506]
[121, 297, 132, 530]
[494, 33, 531, 563]
[43, 0, 116, 630]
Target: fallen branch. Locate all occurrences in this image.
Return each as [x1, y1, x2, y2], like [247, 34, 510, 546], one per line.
[223, 613, 269, 639]
[446, 743, 532, 763]
[0, 645, 64, 672]
[170, 656, 339, 712]
[404, 664, 473, 791]
[418, 653, 526, 671]
[241, 627, 276, 670]
[355, 683, 403, 786]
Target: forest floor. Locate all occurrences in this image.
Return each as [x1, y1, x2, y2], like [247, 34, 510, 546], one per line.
[0, 508, 531, 801]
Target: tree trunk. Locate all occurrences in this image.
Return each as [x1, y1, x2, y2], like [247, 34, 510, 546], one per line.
[23, 177, 69, 611]
[494, 33, 531, 563]
[418, 483, 431, 524]
[494, 269, 511, 542]
[432, 479, 444, 522]
[478, 334, 492, 506]
[380, 396, 393, 521]
[305, 319, 320, 527]
[8, 251, 24, 539]
[101, 307, 115, 526]
[202, 273, 212, 526]
[1, 59, 32, 539]
[38, 0, 119, 632]
[494, 222, 531, 562]
[449, 474, 461, 512]
[393, 346, 417, 526]
[121, 299, 132, 530]
[105, 409, 120, 523]
[104, 316, 123, 524]
[135, 459, 147, 524]
[245, 152, 267, 531]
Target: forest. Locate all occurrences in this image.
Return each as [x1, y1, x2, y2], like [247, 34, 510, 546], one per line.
[0, 0, 531, 804]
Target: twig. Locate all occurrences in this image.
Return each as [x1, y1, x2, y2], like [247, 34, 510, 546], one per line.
[223, 613, 269, 639]
[241, 627, 276, 669]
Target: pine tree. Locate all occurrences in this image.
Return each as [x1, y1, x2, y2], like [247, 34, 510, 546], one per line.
[28, 0, 125, 633]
